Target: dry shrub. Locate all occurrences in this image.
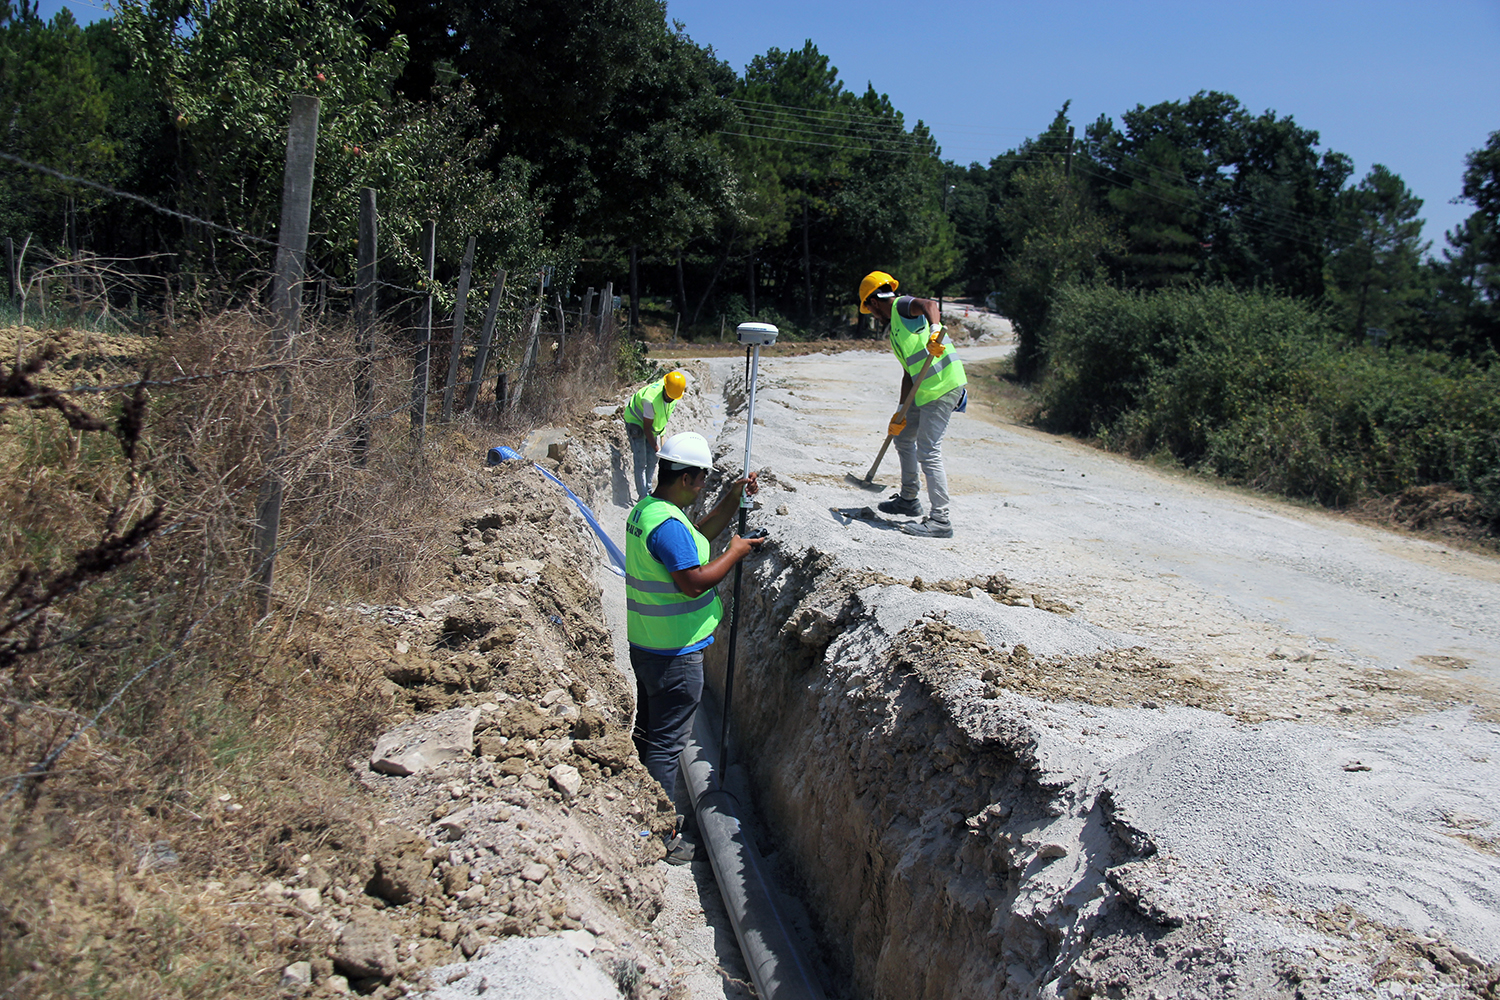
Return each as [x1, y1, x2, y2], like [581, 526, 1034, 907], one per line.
[0, 303, 630, 998]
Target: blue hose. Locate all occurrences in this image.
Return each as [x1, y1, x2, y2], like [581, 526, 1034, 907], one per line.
[488, 446, 627, 577]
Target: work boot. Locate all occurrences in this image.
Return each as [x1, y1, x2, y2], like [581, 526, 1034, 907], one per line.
[878, 493, 923, 516]
[900, 515, 953, 538]
[664, 831, 697, 865]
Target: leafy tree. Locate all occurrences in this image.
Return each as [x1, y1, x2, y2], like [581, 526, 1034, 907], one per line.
[995, 156, 1121, 380]
[1104, 135, 1201, 288]
[383, 0, 732, 260]
[1426, 131, 1500, 357]
[1324, 164, 1429, 342]
[1090, 91, 1351, 297]
[0, 4, 115, 253]
[695, 40, 953, 335]
[114, 0, 544, 293]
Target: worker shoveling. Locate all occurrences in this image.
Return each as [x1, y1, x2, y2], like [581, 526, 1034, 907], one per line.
[845, 269, 967, 538]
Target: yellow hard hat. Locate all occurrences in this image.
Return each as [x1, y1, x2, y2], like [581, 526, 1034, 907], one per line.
[663, 370, 687, 400]
[858, 270, 898, 314]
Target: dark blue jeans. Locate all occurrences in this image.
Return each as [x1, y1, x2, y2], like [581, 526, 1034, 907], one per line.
[629, 645, 704, 809]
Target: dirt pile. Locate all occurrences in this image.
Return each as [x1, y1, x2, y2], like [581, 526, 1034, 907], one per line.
[293, 454, 737, 998]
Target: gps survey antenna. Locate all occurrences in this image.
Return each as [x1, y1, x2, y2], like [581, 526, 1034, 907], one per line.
[719, 321, 777, 777]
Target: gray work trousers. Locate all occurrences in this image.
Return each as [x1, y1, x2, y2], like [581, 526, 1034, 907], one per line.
[893, 385, 964, 521]
[625, 421, 655, 502]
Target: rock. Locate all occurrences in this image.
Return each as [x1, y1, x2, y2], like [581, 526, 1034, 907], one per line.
[370, 708, 483, 776]
[520, 862, 548, 883]
[557, 929, 596, 955]
[540, 688, 569, 708]
[369, 828, 434, 905]
[291, 887, 322, 912]
[443, 864, 471, 896]
[548, 764, 582, 800]
[520, 773, 546, 791]
[438, 807, 476, 842]
[260, 880, 287, 903]
[325, 974, 351, 994]
[281, 961, 312, 987]
[459, 931, 486, 958]
[335, 911, 398, 980]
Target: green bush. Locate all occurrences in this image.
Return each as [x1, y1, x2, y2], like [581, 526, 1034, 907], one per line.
[1038, 284, 1500, 519]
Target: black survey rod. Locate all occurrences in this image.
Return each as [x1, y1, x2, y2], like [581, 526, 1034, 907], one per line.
[719, 343, 758, 779]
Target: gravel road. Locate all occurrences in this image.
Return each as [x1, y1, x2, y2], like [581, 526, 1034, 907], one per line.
[692, 327, 1500, 976]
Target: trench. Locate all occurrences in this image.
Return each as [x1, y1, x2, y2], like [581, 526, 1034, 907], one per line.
[546, 346, 1500, 1000]
[560, 361, 1160, 1000]
[696, 534, 1151, 1000]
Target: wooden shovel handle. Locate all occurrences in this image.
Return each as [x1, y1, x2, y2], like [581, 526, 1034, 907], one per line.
[861, 350, 936, 483]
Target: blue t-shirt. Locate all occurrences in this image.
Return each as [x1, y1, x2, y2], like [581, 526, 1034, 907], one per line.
[634, 518, 715, 655]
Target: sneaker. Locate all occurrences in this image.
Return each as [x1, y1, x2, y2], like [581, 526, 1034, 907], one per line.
[664, 832, 697, 865]
[900, 516, 953, 538]
[877, 493, 923, 516]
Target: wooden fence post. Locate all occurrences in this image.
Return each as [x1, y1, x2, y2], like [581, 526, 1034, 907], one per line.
[411, 219, 435, 446]
[254, 94, 319, 617]
[595, 281, 612, 343]
[496, 371, 508, 411]
[580, 286, 594, 341]
[554, 291, 566, 366]
[464, 266, 506, 413]
[353, 187, 376, 467]
[510, 270, 546, 408]
[441, 234, 477, 420]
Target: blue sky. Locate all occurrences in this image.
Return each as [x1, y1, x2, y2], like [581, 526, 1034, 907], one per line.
[39, 0, 1500, 253]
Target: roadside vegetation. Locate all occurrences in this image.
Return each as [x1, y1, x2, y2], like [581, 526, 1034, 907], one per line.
[1035, 284, 1500, 541]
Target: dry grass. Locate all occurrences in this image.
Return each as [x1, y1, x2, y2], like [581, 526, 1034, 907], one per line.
[0, 306, 628, 999]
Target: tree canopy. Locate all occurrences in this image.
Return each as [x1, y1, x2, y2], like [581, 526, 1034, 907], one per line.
[0, 2, 1492, 364]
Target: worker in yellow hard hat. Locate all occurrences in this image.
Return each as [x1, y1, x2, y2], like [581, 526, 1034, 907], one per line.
[858, 270, 967, 538]
[623, 370, 688, 501]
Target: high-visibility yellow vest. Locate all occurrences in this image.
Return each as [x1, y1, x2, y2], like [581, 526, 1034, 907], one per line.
[889, 303, 966, 407]
[624, 496, 722, 650]
[623, 380, 678, 436]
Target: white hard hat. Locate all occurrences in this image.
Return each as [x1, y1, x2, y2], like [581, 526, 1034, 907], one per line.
[657, 432, 713, 471]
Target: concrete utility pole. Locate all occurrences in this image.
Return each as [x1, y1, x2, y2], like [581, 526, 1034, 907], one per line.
[254, 94, 319, 617]
[411, 219, 436, 445]
[353, 187, 376, 468]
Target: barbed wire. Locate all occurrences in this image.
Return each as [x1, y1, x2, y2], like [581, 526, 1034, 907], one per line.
[0, 150, 280, 249]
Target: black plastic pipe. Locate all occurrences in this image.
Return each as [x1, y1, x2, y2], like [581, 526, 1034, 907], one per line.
[681, 707, 827, 1000]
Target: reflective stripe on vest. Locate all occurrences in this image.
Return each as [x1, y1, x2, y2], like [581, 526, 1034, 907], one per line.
[624, 380, 678, 435]
[889, 307, 966, 407]
[624, 496, 722, 649]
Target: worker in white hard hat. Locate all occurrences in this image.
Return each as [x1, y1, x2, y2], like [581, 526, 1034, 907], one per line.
[624, 431, 763, 864]
[858, 270, 967, 538]
[622, 370, 688, 501]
